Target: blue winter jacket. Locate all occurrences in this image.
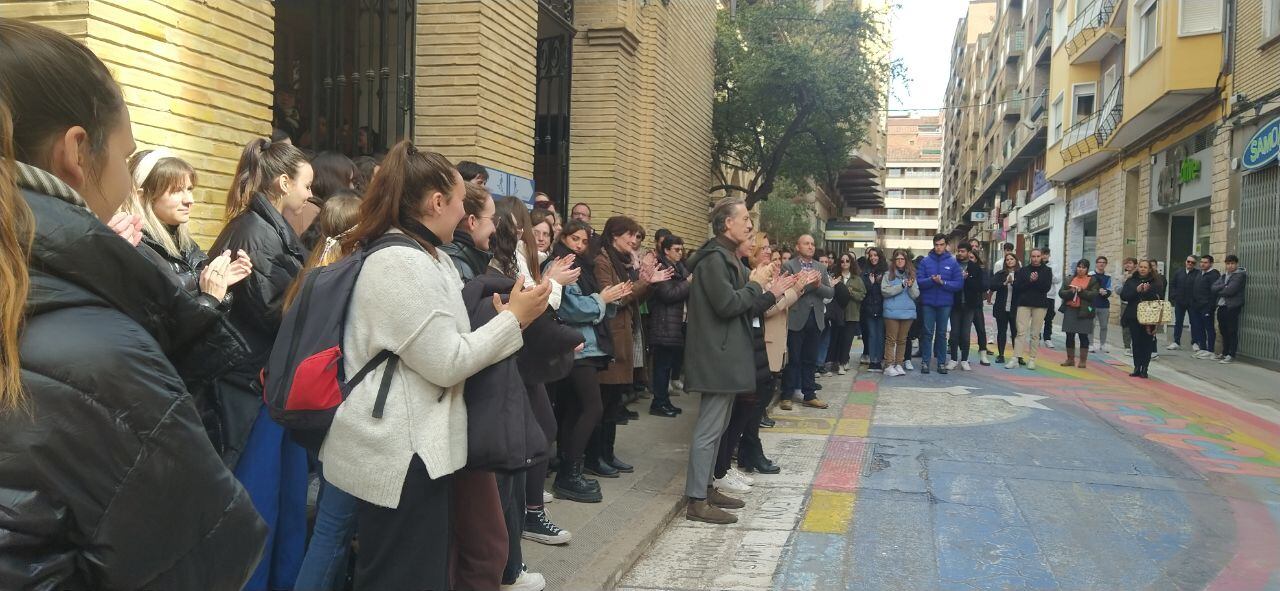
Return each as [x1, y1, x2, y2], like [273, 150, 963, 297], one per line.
[916, 250, 964, 307]
[881, 275, 921, 320]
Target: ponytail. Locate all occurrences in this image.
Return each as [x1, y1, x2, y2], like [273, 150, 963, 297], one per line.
[1, 100, 34, 412]
[225, 137, 307, 219]
[343, 140, 459, 255]
[492, 196, 541, 283]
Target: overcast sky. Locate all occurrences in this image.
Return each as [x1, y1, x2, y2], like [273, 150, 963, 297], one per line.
[888, 0, 972, 114]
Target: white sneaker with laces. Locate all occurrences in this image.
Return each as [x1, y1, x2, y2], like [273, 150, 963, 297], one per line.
[837, 366, 847, 375]
[729, 467, 755, 486]
[1213, 353, 1224, 360]
[945, 359, 959, 371]
[714, 474, 751, 494]
[1005, 358, 1018, 369]
[1088, 344, 1099, 353]
[904, 360, 915, 371]
[1045, 341, 1056, 349]
[887, 365, 901, 377]
[501, 568, 547, 591]
[543, 490, 553, 504]
[1220, 355, 1234, 364]
[1028, 359, 1038, 370]
[1166, 343, 1181, 351]
[1150, 352, 1160, 360]
[960, 360, 972, 371]
[1124, 348, 1133, 357]
[1192, 343, 1200, 353]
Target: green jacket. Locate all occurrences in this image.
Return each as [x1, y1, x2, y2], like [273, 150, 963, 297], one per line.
[682, 237, 771, 394]
[841, 272, 867, 323]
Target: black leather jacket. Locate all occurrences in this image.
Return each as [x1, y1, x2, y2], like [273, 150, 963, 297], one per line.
[1, 188, 266, 590]
[647, 255, 690, 348]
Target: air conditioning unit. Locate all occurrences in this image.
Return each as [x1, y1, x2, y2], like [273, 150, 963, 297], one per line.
[1015, 189, 1027, 206]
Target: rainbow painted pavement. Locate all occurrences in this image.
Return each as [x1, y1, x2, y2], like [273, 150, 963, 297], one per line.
[623, 350, 1280, 590]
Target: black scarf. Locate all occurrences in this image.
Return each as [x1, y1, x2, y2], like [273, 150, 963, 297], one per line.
[401, 217, 444, 249]
[551, 241, 601, 296]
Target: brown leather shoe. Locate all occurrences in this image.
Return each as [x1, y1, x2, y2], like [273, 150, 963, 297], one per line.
[779, 398, 793, 411]
[801, 398, 829, 409]
[707, 486, 746, 509]
[686, 499, 738, 524]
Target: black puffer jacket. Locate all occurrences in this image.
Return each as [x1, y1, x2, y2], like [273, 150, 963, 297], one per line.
[1, 188, 266, 590]
[140, 230, 208, 297]
[209, 193, 306, 467]
[648, 255, 690, 348]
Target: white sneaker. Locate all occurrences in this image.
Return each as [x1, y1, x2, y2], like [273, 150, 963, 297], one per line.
[671, 379, 684, 393]
[822, 371, 834, 378]
[945, 359, 959, 370]
[1192, 343, 1201, 353]
[501, 568, 546, 591]
[1124, 348, 1133, 357]
[1028, 359, 1038, 370]
[1200, 351, 1215, 359]
[960, 360, 972, 371]
[1220, 355, 1234, 364]
[1150, 352, 1159, 360]
[1045, 341, 1056, 349]
[904, 360, 915, 371]
[1167, 343, 1181, 351]
[892, 365, 906, 376]
[1213, 353, 1224, 360]
[543, 490, 553, 504]
[1088, 344, 1100, 353]
[980, 351, 991, 366]
[837, 366, 847, 375]
[714, 474, 751, 494]
[1005, 359, 1018, 369]
[729, 467, 755, 486]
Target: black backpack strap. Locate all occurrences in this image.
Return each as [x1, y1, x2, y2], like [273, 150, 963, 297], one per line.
[366, 232, 423, 255]
[345, 349, 400, 420]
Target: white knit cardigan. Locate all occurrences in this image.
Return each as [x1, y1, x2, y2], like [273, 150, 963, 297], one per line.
[320, 233, 524, 508]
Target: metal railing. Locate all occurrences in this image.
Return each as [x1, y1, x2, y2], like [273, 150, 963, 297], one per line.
[1065, 0, 1116, 58]
[1034, 9, 1051, 46]
[1096, 80, 1124, 144]
[1029, 91, 1047, 120]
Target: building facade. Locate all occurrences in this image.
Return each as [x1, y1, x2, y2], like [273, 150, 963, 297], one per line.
[847, 113, 942, 254]
[2, 0, 717, 244]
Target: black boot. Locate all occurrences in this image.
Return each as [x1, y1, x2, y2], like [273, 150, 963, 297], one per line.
[603, 422, 634, 473]
[552, 456, 603, 503]
[584, 429, 618, 478]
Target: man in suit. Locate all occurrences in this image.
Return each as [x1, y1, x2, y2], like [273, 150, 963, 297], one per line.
[780, 234, 834, 410]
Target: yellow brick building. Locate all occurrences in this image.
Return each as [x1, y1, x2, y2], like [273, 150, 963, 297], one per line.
[2, 0, 717, 245]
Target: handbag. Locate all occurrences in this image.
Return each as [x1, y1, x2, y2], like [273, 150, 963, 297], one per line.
[1137, 298, 1174, 326]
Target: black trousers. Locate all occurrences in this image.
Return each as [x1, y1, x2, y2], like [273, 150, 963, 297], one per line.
[355, 457, 451, 590]
[497, 471, 526, 584]
[829, 322, 860, 366]
[524, 382, 555, 507]
[559, 365, 604, 460]
[1130, 322, 1155, 371]
[715, 393, 756, 479]
[993, 307, 1017, 356]
[1043, 306, 1056, 340]
[738, 374, 776, 462]
[1066, 332, 1090, 350]
[972, 307, 988, 352]
[1218, 306, 1242, 357]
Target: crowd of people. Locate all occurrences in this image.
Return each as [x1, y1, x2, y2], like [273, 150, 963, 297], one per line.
[0, 19, 1255, 591]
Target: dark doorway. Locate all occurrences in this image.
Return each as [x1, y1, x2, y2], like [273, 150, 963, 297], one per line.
[535, 1, 575, 213]
[273, 0, 415, 157]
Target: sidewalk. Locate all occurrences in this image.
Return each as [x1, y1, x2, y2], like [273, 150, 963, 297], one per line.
[523, 392, 696, 590]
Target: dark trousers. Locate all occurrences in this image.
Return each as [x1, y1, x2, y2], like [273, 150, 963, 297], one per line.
[496, 471, 526, 584]
[650, 344, 682, 409]
[1218, 306, 1241, 357]
[829, 322, 860, 366]
[450, 469, 507, 591]
[1130, 322, 1155, 372]
[1043, 305, 1056, 340]
[525, 382, 555, 508]
[949, 307, 976, 361]
[738, 374, 775, 463]
[993, 307, 1017, 356]
[560, 365, 603, 460]
[715, 393, 756, 479]
[1172, 303, 1190, 345]
[972, 307, 989, 352]
[1066, 332, 1090, 350]
[1193, 305, 1216, 352]
[783, 315, 822, 399]
[355, 458, 454, 591]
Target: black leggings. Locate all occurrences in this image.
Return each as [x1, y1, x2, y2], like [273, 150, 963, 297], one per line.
[560, 365, 603, 460]
[828, 322, 860, 366]
[972, 308, 989, 352]
[1066, 332, 1090, 350]
[993, 308, 1017, 356]
[524, 382, 555, 508]
[715, 393, 756, 479]
[1130, 322, 1155, 371]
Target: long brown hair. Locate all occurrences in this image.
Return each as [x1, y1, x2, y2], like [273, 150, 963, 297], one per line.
[225, 137, 308, 219]
[283, 193, 362, 309]
[888, 249, 915, 281]
[342, 140, 459, 255]
[125, 150, 198, 258]
[1, 99, 34, 411]
[491, 196, 541, 282]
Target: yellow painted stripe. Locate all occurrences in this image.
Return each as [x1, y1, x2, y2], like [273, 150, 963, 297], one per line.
[799, 490, 857, 534]
[834, 418, 870, 437]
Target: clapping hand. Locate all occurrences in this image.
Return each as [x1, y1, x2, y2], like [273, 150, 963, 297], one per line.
[768, 272, 799, 297]
[600, 281, 633, 304]
[108, 212, 144, 247]
[546, 254, 581, 285]
[493, 276, 553, 328]
[225, 250, 253, 286]
[640, 261, 674, 283]
[931, 274, 943, 285]
[1030, 271, 1039, 282]
[199, 253, 233, 302]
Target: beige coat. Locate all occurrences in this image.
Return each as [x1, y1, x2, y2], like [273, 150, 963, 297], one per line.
[763, 287, 800, 372]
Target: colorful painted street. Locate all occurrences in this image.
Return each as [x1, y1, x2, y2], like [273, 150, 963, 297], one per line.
[621, 347, 1280, 591]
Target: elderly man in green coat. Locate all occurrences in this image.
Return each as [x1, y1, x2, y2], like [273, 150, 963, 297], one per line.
[682, 197, 791, 524]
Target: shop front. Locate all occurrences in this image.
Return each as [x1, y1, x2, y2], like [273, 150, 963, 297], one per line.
[1019, 186, 1065, 280]
[1147, 129, 1215, 268]
[1068, 189, 1099, 266]
[1235, 113, 1280, 362]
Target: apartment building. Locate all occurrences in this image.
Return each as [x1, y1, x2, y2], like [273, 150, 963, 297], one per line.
[3, 0, 717, 244]
[847, 113, 943, 254]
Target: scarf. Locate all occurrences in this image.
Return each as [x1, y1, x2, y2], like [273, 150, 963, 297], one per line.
[401, 217, 444, 249]
[551, 240, 601, 296]
[15, 161, 88, 209]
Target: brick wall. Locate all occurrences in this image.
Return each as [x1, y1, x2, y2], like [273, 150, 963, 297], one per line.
[1233, 0, 1280, 103]
[2, 0, 277, 246]
[570, 0, 715, 243]
[414, 0, 538, 177]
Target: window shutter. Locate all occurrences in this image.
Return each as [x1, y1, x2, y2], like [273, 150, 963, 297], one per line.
[1179, 0, 1222, 35]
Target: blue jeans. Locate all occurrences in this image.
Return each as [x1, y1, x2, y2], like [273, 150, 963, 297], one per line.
[862, 317, 885, 364]
[922, 305, 952, 367]
[815, 326, 832, 368]
[650, 344, 682, 408]
[783, 315, 822, 399]
[295, 472, 358, 591]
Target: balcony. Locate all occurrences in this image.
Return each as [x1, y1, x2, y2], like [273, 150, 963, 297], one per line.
[1003, 91, 1025, 120]
[1034, 8, 1051, 47]
[1006, 29, 1027, 62]
[1065, 0, 1124, 64]
[1054, 81, 1122, 181]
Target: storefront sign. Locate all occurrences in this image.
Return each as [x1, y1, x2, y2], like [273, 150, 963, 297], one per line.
[1025, 206, 1052, 234]
[824, 220, 876, 243]
[1152, 142, 1213, 211]
[1178, 158, 1201, 183]
[1032, 169, 1050, 198]
[483, 166, 537, 204]
[1242, 116, 1280, 171]
[970, 211, 989, 222]
[1071, 190, 1098, 218]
